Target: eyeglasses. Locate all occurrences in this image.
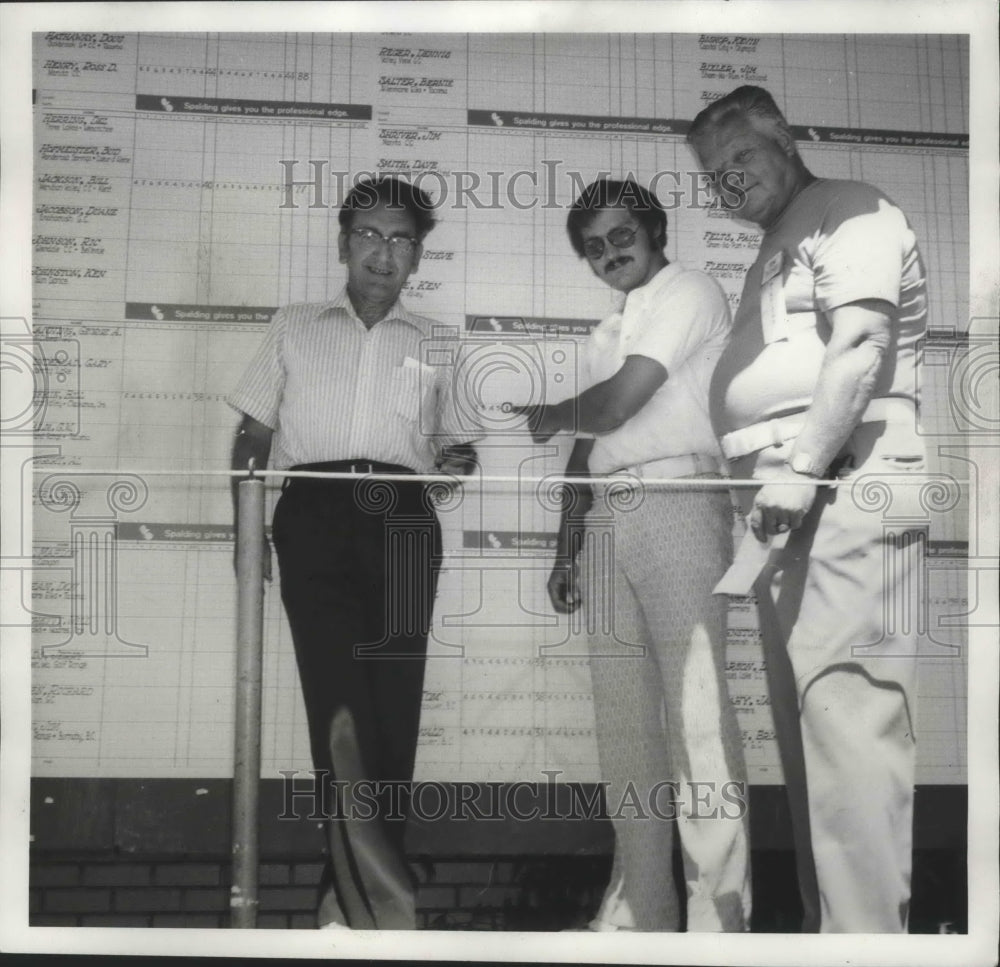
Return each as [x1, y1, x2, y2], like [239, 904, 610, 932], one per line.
[582, 225, 638, 260]
[349, 226, 419, 256]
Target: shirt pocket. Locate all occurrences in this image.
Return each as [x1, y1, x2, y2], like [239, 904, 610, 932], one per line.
[391, 359, 437, 427]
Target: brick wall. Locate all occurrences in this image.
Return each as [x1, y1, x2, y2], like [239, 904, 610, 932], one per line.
[28, 854, 613, 930]
[27, 778, 613, 930]
[28, 779, 967, 931]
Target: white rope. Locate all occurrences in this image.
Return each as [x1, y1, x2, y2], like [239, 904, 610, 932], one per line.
[30, 467, 961, 488]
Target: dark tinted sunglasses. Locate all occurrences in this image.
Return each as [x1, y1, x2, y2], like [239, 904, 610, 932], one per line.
[582, 225, 638, 260]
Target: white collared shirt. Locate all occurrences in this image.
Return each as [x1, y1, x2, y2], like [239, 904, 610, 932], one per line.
[583, 262, 731, 474]
[228, 288, 475, 471]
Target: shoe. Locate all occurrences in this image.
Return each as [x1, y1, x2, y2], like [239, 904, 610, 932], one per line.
[317, 890, 350, 930]
[588, 918, 636, 932]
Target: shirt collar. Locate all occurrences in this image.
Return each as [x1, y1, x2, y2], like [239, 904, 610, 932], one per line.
[622, 261, 683, 311]
[320, 287, 434, 335]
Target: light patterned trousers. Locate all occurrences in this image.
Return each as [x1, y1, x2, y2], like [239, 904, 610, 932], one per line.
[579, 477, 751, 932]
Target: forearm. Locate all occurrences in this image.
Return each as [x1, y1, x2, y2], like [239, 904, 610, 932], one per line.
[788, 302, 891, 472]
[791, 351, 881, 466]
[578, 386, 624, 433]
[230, 425, 272, 524]
[553, 488, 592, 560]
[548, 385, 629, 435]
[520, 355, 666, 441]
[553, 439, 594, 561]
[748, 340, 883, 540]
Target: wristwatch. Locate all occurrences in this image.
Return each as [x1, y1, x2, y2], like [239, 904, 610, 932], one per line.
[787, 452, 825, 478]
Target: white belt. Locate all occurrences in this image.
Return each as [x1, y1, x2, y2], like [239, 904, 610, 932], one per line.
[719, 398, 916, 461]
[612, 452, 724, 479]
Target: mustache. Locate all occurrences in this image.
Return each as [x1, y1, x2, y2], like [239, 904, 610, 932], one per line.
[604, 255, 632, 272]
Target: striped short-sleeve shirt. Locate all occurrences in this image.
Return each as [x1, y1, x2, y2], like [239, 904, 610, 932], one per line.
[227, 288, 477, 471]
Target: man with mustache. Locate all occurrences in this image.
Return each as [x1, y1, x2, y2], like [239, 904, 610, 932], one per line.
[688, 86, 928, 932]
[515, 178, 750, 932]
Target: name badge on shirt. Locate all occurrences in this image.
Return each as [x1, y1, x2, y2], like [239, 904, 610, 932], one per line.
[759, 251, 787, 345]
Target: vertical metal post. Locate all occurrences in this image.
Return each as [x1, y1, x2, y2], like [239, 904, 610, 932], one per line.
[231, 476, 265, 928]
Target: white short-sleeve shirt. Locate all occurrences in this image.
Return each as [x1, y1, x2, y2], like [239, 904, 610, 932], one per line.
[709, 179, 927, 434]
[582, 262, 732, 474]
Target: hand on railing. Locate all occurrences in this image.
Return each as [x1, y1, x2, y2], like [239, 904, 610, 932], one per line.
[436, 443, 478, 476]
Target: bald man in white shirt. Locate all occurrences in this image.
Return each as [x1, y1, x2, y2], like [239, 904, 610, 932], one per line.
[688, 85, 927, 934]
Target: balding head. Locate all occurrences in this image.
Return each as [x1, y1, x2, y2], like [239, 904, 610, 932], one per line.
[687, 85, 794, 150]
[687, 86, 813, 229]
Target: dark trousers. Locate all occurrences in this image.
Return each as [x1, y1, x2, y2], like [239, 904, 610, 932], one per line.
[271, 463, 441, 929]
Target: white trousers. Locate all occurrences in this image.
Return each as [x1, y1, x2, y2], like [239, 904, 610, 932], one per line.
[736, 423, 924, 932]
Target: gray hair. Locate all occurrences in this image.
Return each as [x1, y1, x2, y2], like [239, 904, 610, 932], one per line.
[687, 85, 792, 144]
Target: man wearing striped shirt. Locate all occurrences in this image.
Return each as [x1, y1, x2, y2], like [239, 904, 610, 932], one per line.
[228, 176, 477, 930]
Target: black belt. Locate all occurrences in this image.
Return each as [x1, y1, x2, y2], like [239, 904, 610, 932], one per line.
[282, 460, 417, 489]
